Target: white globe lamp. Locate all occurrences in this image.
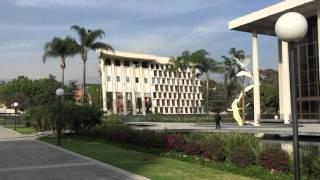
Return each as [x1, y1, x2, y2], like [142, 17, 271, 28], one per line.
[56, 88, 65, 96]
[13, 102, 19, 108]
[275, 12, 308, 42]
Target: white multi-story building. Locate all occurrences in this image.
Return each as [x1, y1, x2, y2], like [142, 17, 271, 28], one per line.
[97, 49, 204, 115]
[229, 0, 320, 123]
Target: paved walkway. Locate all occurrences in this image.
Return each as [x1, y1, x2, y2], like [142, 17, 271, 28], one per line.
[0, 126, 148, 180]
[127, 122, 320, 136]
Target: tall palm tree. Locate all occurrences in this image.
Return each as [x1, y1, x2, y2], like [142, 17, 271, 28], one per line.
[43, 37, 79, 88]
[71, 25, 114, 104]
[167, 56, 187, 120]
[42, 36, 78, 146]
[197, 56, 223, 120]
[184, 49, 208, 120]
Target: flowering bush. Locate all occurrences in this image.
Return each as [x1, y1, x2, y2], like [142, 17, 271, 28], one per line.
[258, 146, 290, 172]
[164, 134, 185, 151]
[230, 148, 256, 167]
[202, 141, 225, 161]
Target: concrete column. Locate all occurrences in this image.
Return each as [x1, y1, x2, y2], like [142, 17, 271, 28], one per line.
[252, 31, 261, 124]
[281, 41, 292, 124]
[130, 61, 137, 115]
[278, 40, 284, 118]
[139, 62, 146, 115]
[121, 61, 127, 115]
[111, 59, 117, 114]
[100, 59, 107, 112]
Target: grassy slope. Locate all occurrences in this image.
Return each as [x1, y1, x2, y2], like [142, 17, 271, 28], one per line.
[6, 124, 35, 134]
[43, 137, 254, 180]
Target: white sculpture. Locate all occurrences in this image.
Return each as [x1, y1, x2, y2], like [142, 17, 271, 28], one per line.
[228, 56, 260, 127]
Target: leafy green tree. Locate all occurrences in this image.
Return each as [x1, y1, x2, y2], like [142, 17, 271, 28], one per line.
[197, 52, 223, 118]
[43, 37, 79, 88]
[71, 25, 114, 104]
[221, 48, 245, 101]
[0, 75, 70, 110]
[167, 56, 188, 120]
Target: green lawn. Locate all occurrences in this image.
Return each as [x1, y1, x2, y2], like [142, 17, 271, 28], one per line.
[6, 124, 36, 134]
[42, 137, 285, 180]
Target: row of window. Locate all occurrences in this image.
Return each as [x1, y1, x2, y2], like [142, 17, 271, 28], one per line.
[153, 92, 202, 100]
[153, 71, 192, 79]
[107, 76, 149, 84]
[154, 107, 203, 114]
[155, 99, 202, 107]
[154, 85, 200, 93]
[152, 77, 200, 86]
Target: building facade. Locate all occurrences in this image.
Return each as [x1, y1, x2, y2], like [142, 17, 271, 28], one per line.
[97, 50, 204, 115]
[229, 0, 320, 123]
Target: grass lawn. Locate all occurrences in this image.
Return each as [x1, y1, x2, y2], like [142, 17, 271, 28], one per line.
[42, 137, 291, 180]
[6, 124, 36, 134]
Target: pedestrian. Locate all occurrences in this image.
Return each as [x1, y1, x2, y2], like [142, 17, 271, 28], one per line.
[215, 112, 221, 129]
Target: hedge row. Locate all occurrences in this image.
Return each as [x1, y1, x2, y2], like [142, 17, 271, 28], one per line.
[81, 125, 319, 175]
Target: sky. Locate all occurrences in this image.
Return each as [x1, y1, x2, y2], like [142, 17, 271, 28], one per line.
[0, 0, 281, 84]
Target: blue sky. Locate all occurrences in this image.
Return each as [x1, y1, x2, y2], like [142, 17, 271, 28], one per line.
[0, 0, 280, 83]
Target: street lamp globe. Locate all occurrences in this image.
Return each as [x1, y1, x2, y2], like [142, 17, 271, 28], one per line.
[275, 12, 308, 42]
[56, 88, 64, 96]
[13, 102, 19, 108]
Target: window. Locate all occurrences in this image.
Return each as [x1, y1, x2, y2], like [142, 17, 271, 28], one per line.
[134, 61, 139, 67]
[142, 61, 149, 68]
[154, 71, 157, 76]
[156, 64, 159, 69]
[107, 76, 111, 81]
[151, 64, 154, 69]
[135, 77, 139, 83]
[124, 61, 130, 67]
[144, 78, 148, 83]
[153, 93, 157, 98]
[105, 59, 111, 65]
[152, 77, 155, 84]
[114, 60, 121, 66]
[157, 78, 161, 84]
[117, 76, 120, 82]
[126, 77, 130, 83]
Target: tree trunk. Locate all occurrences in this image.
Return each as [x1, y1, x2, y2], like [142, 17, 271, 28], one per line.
[82, 59, 87, 105]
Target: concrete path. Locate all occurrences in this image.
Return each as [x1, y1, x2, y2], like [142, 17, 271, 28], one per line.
[0, 126, 148, 180]
[127, 122, 320, 136]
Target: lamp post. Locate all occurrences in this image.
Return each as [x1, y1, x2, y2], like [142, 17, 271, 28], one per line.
[275, 12, 308, 180]
[55, 88, 64, 146]
[13, 102, 19, 130]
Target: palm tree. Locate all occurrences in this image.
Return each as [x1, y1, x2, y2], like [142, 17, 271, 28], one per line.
[43, 36, 78, 146]
[184, 49, 208, 120]
[71, 25, 114, 104]
[167, 56, 187, 120]
[43, 37, 79, 88]
[197, 56, 223, 120]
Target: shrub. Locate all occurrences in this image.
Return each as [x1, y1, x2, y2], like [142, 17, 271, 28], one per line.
[222, 133, 260, 159]
[202, 141, 225, 161]
[230, 148, 256, 167]
[301, 148, 320, 178]
[164, 134, 185, 151]
[105, 114, 122, 124]
[183, 142, 202, 156]
[258, 146, 290, 172]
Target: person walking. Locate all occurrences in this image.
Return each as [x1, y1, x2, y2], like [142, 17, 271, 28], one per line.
[215, 112, 222, 129]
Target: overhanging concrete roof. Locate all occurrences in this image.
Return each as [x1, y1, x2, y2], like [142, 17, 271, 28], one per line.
[97, 49, 170, 64]
[229, 0, 319, 36]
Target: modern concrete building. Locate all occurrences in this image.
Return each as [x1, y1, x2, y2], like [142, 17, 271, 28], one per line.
[229, 0, 320, 123]
[97, 49, 204, 115]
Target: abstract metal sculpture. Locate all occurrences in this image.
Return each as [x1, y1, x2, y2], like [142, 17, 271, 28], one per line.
[228, 56, 260, 127]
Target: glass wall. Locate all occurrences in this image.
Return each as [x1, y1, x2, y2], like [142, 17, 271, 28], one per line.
[289, 16, 320, 121]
